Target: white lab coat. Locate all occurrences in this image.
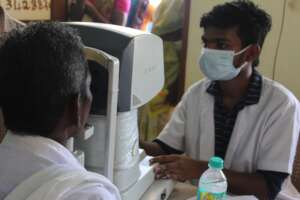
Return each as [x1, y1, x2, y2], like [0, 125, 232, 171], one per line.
[157, 77, 300, 199]
[0, 131, 121, 200]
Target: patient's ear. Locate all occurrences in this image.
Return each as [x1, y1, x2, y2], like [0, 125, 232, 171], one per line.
[63, 93, 82, 138]
[69, 94, 80, 122]
[0, 109, 6, 143]
[49, 93, 81, 144]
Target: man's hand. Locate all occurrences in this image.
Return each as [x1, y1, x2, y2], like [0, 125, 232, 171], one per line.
[139, 140, 167, 156]
[150, 155, 207, 182]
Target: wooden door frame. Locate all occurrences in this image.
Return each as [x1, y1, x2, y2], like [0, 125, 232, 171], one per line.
[51, 0, 68, 21]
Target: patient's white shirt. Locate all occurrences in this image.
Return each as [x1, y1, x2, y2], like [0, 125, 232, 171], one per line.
[0, 131, 120, 200]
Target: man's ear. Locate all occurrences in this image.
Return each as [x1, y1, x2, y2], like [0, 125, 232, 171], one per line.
[52, 94, 81, 142]
[66, 93, 81, 128]
[246, 44, 261, 63]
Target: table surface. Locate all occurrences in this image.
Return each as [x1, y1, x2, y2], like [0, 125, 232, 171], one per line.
[168, 183, 257, 200]
[168, 182, 197, 200]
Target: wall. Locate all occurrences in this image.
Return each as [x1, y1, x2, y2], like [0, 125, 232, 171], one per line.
[184, 0, 300, 99]
[274, 0, 300, 99]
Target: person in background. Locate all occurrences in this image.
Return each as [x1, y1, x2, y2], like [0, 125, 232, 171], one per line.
[151, 0, 184, 103]
[126, 0, 149, 29]
[139, 2, 155, 31]
[0, 6, 24, 142]
[0, 22, 120, 200]
[68, 0, 86, 21]
[138, 0, 184, 141]
[140, 1, 300, 199]
[69, 0, 131, 26]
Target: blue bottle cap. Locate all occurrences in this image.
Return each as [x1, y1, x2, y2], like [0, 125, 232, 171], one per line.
[208, 156, 224, 169]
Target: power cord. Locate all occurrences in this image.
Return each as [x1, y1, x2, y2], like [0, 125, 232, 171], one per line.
[272, 0, 287, 80]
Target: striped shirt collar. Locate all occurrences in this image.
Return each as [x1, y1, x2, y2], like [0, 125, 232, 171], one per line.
[207, 69, 262, 106]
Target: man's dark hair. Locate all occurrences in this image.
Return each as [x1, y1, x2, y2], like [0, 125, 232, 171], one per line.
[0, 22, 88, 136]
[200, 0, 272, 66]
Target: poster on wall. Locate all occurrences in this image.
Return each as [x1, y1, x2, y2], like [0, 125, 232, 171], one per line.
[0, 0, 51, 20]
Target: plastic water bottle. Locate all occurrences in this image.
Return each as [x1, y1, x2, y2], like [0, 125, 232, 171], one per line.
[197, 157, 227, 200]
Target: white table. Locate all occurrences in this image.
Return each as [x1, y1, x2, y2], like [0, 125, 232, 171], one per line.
[168, 182, 197, 200]
[168, 182, 257, 200]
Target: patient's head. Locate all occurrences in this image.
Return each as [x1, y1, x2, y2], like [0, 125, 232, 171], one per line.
[0, 22, 92, 144]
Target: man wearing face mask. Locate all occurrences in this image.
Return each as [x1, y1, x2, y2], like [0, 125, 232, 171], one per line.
[140, 1, 300, 199]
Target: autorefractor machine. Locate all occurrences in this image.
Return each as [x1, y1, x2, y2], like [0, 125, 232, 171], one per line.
[65, 22, 175, 200]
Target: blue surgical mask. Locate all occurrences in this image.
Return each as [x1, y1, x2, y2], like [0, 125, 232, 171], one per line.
[198, 46, 251, 81]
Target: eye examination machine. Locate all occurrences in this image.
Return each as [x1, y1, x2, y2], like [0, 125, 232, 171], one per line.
[66, 22, 174, 200]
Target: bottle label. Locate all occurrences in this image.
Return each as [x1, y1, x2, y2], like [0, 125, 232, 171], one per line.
[197, 188, 226, 200]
